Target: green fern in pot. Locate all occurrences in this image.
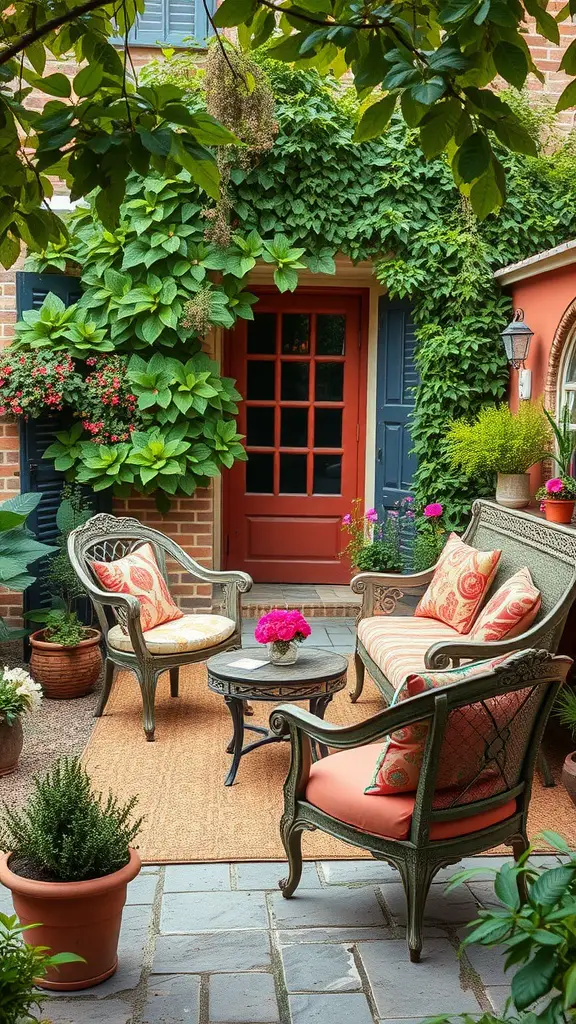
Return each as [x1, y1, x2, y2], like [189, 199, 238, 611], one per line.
[556, 687, 576, 807]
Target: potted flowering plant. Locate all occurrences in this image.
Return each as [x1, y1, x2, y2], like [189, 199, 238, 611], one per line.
[535, 476, 576, 524]
[0, 668, 42, 776]
[412, 501, 448, 571]
[341, 497, 413, 573]
[254, 610, 311, 665]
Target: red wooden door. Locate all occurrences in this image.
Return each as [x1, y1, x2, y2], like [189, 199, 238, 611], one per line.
[225, 290, 366, 583]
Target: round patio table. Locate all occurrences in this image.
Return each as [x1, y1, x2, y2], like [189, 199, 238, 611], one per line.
[206, 647, 348, 786]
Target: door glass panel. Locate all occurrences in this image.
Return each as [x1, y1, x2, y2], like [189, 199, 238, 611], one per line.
[282, 314, 310, 354]
[281, 362, 309, 400]
[247, 407, 275, 447]
[247, 313, 276, 354]
[246, 453, 274, 493]
[314, 408, 342, 448]
[247, 361, 275, 400]
[281, 408, 308, 448]
[317, 314, 346, 355]
[313, 454, 341, 494]
[315, 362, 343, 401]
[280, 453, 307, 493]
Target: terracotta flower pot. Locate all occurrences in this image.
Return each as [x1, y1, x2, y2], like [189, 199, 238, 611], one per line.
[496, 472, 531, 509]
[561, 751, 576, 807]
[30, 628, 102, 699]
[542, 499, 576, 525]
[0, 848, 141, 990]
[0, 718, 23, 776]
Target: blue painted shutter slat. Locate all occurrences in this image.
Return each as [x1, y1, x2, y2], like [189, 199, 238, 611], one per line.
[375, 296, 418, 509]
[126, 0, 211, 46]
[16, 272, 110, 620]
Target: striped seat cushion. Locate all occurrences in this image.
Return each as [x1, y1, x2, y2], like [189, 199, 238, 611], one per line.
[357, 615, 461, 690]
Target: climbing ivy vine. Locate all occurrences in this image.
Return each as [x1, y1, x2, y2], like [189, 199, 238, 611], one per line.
[146, 50, 576, 527]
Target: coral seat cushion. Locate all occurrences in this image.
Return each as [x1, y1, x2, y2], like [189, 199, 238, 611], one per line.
[91, 542, 183, 632]
[415, 533, 501, 634]
[365, 654, 512, 797]
[468, 568, 541, 642]
[108, 614, 235, 654]
[306, 744, 517, 841]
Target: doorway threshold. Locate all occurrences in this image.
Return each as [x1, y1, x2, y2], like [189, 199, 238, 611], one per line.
[240, 584, 361, 619]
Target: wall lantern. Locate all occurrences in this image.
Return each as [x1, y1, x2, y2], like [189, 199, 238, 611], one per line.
[500, 308, 534, 400]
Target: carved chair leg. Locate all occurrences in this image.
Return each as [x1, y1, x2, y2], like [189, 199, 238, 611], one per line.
[169, 666, 179, 698]
[95, 658, 115, 718]
[399, 858, 435, 963]
[350, 648, 366, 703]
[512, 833, 530, 904]
[279, 824, 304, 898]
[538, 750, 556, 788]
[138, 667, 158, 742]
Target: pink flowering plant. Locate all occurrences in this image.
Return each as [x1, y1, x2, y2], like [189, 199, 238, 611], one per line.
[412, 499, 448, 572]
[255, 610, 312, 653]
[0, 351, 79, 419]
[536, 476, 576, 502]
[341, 497, 414, 573]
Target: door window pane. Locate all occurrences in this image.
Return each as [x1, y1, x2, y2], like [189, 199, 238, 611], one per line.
[247, 407, 275, 447]
[247, 361, 275, 400]
[282, 314, 310, 354]
[317, 314, 345, 355]
[246, 453, 274, 493]
[313, 454, 341, 494]
[280, 454, 307, 493]
[281, 362, 309, 401]
[247, 314, 276, 354]
[314, 408, 342, 448]
[281, 408, 308, 447]
[315, 363, 343, 401]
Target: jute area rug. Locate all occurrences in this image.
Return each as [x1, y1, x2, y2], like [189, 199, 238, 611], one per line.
[82, 661, 576, 864]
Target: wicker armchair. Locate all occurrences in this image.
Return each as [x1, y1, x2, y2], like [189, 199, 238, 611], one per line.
[68, 514, 252, 741]
[270, 648, 571, 963]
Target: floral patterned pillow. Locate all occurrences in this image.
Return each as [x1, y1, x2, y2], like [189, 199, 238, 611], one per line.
[415, 533, 501, 634]
[468, 568, 541, 642]
[91, 542, 183, 633]
[365, 654, 510, 796]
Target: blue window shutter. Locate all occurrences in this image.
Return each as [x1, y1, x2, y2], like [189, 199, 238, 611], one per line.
[126, 0, 213, 46]
[16, 272, 111, 622]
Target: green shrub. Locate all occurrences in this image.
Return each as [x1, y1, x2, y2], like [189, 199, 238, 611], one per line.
[0, 757, 142, 883]
[0, 912, 83, 1024]
[355, 538, 402, 573]
[412, 528, 447, 573]
[42, 609, 86, 647]
[446, 403, 550, 478]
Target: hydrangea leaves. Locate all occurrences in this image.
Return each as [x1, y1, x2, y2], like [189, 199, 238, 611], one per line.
[214, 0, 574, 218]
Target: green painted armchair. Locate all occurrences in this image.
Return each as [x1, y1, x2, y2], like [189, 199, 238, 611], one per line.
[68, 513, 252, 741]
[270, 648, 571, 963]
[351, 500, 576, 706]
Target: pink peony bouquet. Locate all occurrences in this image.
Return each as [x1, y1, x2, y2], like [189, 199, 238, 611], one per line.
[255, 609, 311, 647]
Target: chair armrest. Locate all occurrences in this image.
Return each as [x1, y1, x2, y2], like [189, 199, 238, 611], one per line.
[424, 616, 559, 670]
[351, 568, 434, 618]
[78, 582, 149, 662]
[270, 698, 433, 751]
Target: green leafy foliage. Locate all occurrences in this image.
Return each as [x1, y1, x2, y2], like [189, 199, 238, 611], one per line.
[355, 534, 403, 573]
[446, 403, 551, 477]
[555, 687, 576, 742]
[42, 608, 87, 647]
[0, 756, 142, 883]
[543, 404, 576, 477]
[0, 493, 57, 642]
[0, 911, 83, 1023]
[440, 836, 576, 1024]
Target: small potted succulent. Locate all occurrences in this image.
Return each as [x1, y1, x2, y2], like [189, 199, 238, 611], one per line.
[0, 911, 83, 1022]
[27, 487, 102, 698]
[446, 402, 550, 509]
[535, 476, 576, 524]
[255, 609, 311, 665]
[0, 668, 42, 776]
[555, 687, 576, 805]
[0, 757, 142, 991]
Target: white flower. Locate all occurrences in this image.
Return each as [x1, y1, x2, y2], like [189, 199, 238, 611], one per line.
[15, 678, 43, 712]
[3, 666, 34, 686]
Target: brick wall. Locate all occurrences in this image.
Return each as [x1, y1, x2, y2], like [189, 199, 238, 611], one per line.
[524, 5, 576, 126]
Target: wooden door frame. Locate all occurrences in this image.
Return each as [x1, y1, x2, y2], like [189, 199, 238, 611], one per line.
[222, 285, 369, 573]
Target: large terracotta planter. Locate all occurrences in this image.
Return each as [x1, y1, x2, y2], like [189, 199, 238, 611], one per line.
[562, 751, 576, 807]
[542, 499, 576, 525]
[30, 628, 102, 699]
[0, 848, 141, 990]
[496, 472, 531, 509]
[0, 718, 23, 776]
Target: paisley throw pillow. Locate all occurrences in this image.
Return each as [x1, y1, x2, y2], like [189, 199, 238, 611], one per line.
[415, 533, 501, 634]
[468, 567, 541, 642]
[91, 542, 183, 632]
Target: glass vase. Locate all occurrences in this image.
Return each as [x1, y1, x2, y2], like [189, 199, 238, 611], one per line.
[268, 640, 299, 665]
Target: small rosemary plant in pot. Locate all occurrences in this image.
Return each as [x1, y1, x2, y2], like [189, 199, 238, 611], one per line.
[27, 487, 102, 698]
[0, 756, 142, 991]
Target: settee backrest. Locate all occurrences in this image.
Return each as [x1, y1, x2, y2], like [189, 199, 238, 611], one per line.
[462, 500, 576, 649]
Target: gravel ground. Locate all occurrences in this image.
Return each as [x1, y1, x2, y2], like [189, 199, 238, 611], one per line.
[0, 642, 102, 810]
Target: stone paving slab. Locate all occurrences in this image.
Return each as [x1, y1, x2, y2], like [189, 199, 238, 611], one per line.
[2, 854, 521, 1024]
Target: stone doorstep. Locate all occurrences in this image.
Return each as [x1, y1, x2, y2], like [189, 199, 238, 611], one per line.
[240, 601, 361, 619]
